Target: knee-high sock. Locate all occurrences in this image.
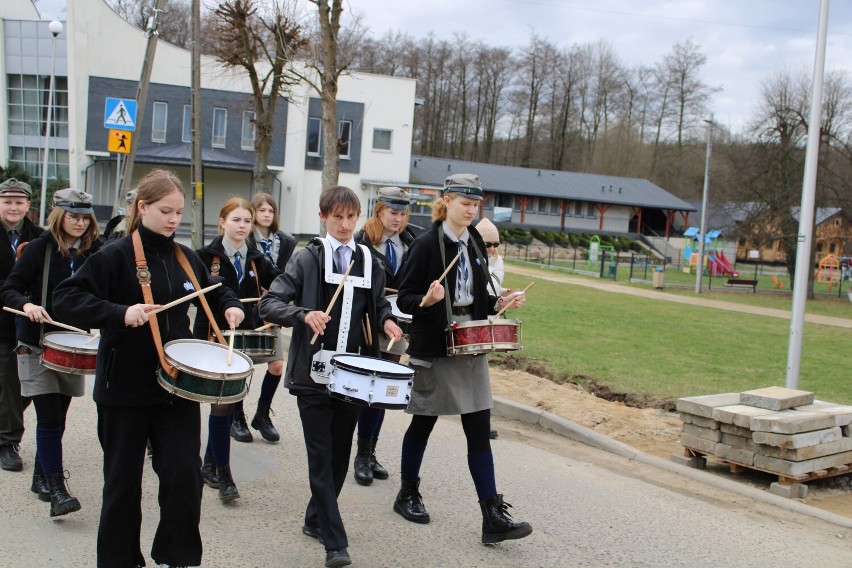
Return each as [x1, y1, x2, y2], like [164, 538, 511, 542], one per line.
[467, 451, 497, 501]
[208, 415, 231, 467]
[357, 406, 385, 440]
[37, 425, 63, 476]
[400, 433, 428, 481]
[258, 371, 282, 405]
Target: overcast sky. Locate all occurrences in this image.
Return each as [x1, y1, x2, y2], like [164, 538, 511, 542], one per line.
[34, 0, 852, 134]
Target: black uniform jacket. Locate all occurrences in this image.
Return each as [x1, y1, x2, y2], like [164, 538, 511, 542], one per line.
[247, 230, 297, 272]
[1, 231, 102, 347]
[258, 238, 394, 394]
[355, 225, 416, 291]
[192, 236, 281, 337]
[0, 217, 42, 340]
[396, 221, 498, 359]
[53, 225, 242, 406]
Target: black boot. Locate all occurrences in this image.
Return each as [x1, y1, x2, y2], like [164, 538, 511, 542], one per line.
[47, 471, 81, 517]
[393, 478, 430, 524]
[230, 412, 253, 443]
[368, 438, 389, 480]
[217, 464, 240, 502]
[200, 450, 219, 489]
[479, 494, 532, 544]
[353, 438, 373, 486]
[31, 458, 50, 502]
[250, 402, 280, 442]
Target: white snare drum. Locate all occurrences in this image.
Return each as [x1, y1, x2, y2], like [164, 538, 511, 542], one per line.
[327, 354, 413, 410]
[386, 295, 412, 336]
[157, 339, 254, 404]
[41, 332, 99, 374]
[445, 319, 522, 356]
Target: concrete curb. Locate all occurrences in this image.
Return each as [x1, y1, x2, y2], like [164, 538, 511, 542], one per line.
[492, 395, 852, 529]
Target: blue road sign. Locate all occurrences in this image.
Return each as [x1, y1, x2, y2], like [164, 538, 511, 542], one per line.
[104, 98, 137, 131]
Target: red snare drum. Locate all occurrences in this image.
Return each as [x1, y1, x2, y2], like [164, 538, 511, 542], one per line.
[41, 332, 99, 374]
[445, 319, 522, 356]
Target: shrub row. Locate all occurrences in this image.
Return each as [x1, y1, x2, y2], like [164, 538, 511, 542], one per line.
[498, 228, 644, 253]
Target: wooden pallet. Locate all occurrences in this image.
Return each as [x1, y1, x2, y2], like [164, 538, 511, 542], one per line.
[683, 446, 852, 484]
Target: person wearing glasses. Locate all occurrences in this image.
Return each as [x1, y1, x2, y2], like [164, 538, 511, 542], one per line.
[475, 218, 506, 296]
[1, 188, 102, 516]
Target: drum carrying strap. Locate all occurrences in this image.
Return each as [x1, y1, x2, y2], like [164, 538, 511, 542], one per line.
[38, 244, 52, 345]
[208, 256, 262, 340]
[437, 224, 494, 324]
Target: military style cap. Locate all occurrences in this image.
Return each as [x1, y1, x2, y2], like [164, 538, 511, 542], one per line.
[53, 188, 94, 215]
[0, 178, 33, 198]
[443, 173, 483, 200]
[377, 186, 410, 211]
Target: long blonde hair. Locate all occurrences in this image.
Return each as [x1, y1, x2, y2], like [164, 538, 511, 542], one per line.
[125, 169, 185, 234]
[363, 201, 409, 246]
[47, 206, 99, 257]
[218, 197, 253, 236]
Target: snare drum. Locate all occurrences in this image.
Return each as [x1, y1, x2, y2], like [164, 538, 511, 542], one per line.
[327, 354, 413, 410]
[223, 329, 277, 363]
[157, 339, 253, 404]
[387, 295, 412, 336]
[445, 319, 522, 356]
[41, 332, 99, 374]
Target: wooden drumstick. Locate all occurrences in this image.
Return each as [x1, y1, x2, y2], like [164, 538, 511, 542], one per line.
[365, 314, 373, 347]
[227, 328, 235, 366]
[494, 282, 535, 318]
[254, 322, 277, 331]
[385, 287, 398, 293]
[85, 333, 100, 345]
[148, 282, 223, 315]
[240, 297, 262, 303]
[2, 306, 88, 334]
[309, 260, 355, 345]
[361, 320, 369, 346]
[418, 250, 462, 308]
[386, 336, 396, 351]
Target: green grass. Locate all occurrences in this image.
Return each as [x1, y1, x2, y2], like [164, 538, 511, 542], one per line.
[500, 271, 852, 406]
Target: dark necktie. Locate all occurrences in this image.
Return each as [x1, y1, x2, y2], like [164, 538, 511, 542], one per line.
[335, 246, 347, 274]
[9, 230, 18, 257]
[260, 238, 273, 261]
[233, 251, 243, 284]
[69, 247, 77, 274]
[456, 242, 468, 303]
[385, 240, 397, 274]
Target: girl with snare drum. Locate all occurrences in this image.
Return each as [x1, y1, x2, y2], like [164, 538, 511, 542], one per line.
[54, 169, 243, 568]
[1, 188, 101, 517]
[394, 173, 533, 544]
[193, 198, 280, 501]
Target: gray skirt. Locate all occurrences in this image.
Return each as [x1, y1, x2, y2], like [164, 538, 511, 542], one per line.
[16, 348, 85, 398]
[405, 353, 492, 416]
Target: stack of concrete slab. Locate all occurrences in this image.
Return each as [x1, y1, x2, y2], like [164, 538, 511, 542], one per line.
[676, 386, 852, 479]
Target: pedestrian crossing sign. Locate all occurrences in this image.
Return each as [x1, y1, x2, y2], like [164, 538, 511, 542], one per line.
[104, 98, 137, 131]
[108, 129, 132, 154]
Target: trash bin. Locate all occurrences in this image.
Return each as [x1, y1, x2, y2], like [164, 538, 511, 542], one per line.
[652, 267, 665, 289]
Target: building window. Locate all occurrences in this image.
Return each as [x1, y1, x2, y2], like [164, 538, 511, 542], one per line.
[573, 201, 584, 217]
[482, 199, 493, 211]
[307, 117, 321, 156]
[338, 120, 352, 159]
[525, 198, 535, 213]
[9, 146, 69, 180]
[550, 200, 561, 215]
[241, 111, 256, 151]
[830, 243, 837, 253]
[212, 107, 227, 148]
[513, 198, 522, 212]
[372, 128, 392, 151]
[587, 203, 597, 218]
[538, 198, 549, 214]
[182, 105, 191, 143]
[151, 101, 167, 143]
[6, 74, 69, 138]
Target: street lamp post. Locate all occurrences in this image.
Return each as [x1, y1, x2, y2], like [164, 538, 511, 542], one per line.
[38, 20, 63, 227]
[694, 114, 715, 294]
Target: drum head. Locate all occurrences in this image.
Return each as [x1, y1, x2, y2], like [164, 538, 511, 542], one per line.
[331, 354, 413, 379]
[164, 340, 253, 375]
[42, 331, 99, 351]
[387, 295, 412, 322]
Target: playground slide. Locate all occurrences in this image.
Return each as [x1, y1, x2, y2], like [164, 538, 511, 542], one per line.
[714, 251, 739, 277]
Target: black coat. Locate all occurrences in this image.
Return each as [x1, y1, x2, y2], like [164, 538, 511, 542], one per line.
[258, 238, 394, 393]
[1, 231, 102, 346]
[53, 225, 243, 406]
[0, 217, 43, 340]
[247, 230, 297, 272]
[396, 221, 498, 359]
[192, 236, 281, 337]
[355, 225, 416, 291]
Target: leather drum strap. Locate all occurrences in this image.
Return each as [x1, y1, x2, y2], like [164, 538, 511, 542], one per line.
[131, 231, 177, 379]
[174, 245, 227, 345]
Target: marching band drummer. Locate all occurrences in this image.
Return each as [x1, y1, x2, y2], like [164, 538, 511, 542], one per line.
[54, 170, 244, 568]
[193, 197, 280, 502]
[351, 186, 416, 486]
[393, 173, 533, 544]
[241, 192, 297, 443]
[0, 189, 101, 517]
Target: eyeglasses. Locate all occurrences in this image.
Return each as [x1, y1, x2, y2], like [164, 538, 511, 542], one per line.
[484, 242, 500, 248]
[65, 213, 91, 224]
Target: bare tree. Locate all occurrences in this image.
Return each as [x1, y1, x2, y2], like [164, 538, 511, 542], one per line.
[205, 0, 306, 193]
[107, 0, 192, 49]
[516, 33, 558, 167]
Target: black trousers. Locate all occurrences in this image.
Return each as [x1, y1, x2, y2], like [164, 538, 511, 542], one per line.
[96, 397, 203, 568]
[296, 390, 359, 552]
[0, 338, 29, 445]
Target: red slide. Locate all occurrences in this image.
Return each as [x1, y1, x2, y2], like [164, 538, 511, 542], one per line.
[714, 251, 739, 277]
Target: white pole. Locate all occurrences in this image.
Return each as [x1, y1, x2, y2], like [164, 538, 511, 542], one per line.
[786, 0, 830, 389]
[694, 115, 714, 294]
[38, 21, 63, 226]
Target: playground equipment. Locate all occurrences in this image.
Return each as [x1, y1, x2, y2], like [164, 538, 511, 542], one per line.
[682, 227, 737, 276]
[816, 254, 841, 292]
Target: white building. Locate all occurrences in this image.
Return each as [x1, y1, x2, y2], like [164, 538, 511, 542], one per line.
[1, 0, 416, 237]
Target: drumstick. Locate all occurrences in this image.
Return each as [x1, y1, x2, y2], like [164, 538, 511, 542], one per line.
[2, 307, 89, 334]
[227, 328, 235, 366]
[240, 297, 262, 303]
[418, 250, 462, 308]
[385, 287, 398, 293]
[361, 320, 369, 346]
[85, 333, 100, 345]
[254, 322, 277, 331]
[494, 282, 535, 318]
[309, 260, 355, 345]
[386, 336, 396, 351]
[365, 314, 372, 347]
[148, 282, 223, 315]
